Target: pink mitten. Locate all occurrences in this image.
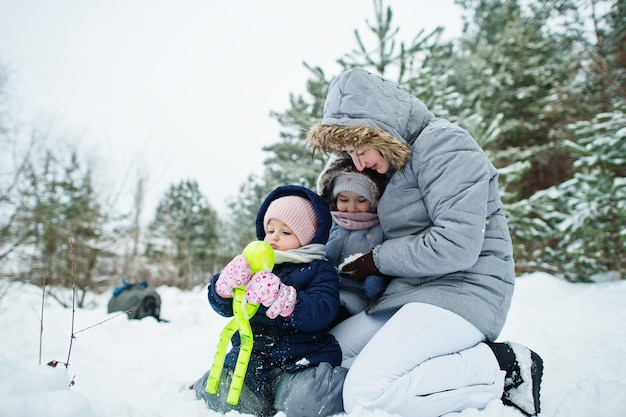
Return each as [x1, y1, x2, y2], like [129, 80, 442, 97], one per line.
[245, 271, 297, 319]
[215, 255, 252, 298]
[267, 283, 297, 319]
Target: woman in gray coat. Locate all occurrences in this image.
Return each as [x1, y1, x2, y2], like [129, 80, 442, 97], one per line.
[307, 68, 543, 417]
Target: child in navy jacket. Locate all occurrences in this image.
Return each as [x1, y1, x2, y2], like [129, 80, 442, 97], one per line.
[194, 185, 346, 417]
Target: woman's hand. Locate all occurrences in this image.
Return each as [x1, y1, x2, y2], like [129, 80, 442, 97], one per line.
[340, 251, 380, 281]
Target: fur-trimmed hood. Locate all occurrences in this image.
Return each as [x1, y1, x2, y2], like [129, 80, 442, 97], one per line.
[307, 68, 434, 171]
[317, 156, 388, 211]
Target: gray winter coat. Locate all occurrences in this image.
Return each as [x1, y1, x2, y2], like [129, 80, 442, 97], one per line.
[307, 68, 515, 340]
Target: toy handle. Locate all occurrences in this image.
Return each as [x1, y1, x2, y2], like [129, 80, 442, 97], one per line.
[205, 286, 259, 405]
[225, 286, 258, 404]
[205, 241, 273, 404]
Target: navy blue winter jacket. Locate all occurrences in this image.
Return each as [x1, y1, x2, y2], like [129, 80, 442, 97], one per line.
[207, 185, 342, 392]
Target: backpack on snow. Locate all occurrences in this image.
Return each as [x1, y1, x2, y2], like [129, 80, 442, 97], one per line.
[107, 279, 161, 321]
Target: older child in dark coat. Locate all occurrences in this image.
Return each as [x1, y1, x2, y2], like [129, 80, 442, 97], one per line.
[194, 185, 346, 417]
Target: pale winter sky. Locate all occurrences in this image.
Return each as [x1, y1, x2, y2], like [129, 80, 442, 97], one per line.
[0, 0, 463, 218]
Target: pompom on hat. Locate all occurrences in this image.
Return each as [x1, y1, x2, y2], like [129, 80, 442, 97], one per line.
[332, 173, 374, 203]
[263, 196, 318, 246]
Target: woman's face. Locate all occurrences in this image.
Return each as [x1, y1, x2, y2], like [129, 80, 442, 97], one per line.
[344, 147, 390, 174]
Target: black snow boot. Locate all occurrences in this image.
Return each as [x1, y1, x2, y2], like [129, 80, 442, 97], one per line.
[486, 341, 543, 416]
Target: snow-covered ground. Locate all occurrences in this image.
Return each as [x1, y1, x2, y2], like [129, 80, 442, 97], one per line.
[1, 272, 625, 417]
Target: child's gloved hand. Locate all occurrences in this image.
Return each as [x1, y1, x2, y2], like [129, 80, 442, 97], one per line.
[363, 274, 390, 299]
[245, 271, 297, 319]
[214, 255, 252, 298]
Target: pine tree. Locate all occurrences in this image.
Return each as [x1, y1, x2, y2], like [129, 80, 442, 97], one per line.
[452, 0, 583, 199]
[224, 0, 457, 250]
[519, 102, 626, 281]
[12, 146, 110, 307]
[147, 179, 218, 288]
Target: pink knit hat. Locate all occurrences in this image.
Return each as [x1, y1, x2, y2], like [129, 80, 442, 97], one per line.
[263, 196, 318, 246]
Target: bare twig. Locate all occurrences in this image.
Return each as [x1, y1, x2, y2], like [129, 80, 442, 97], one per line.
[46, 224, 128, 372]
[74, 311, 130, 335]
[39, 276, 46, 365]
[65, 222, 77, 369]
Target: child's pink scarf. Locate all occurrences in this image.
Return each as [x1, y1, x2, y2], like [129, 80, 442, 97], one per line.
[331, 211, 379, 231]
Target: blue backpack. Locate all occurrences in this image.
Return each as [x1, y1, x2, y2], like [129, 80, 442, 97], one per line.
[107, 279, 161, 320]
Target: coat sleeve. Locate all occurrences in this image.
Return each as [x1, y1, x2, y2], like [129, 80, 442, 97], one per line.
[281, 261, 340, 332]
[378, 123, 492, 277]
[207, 273, 234, 317]
[325, 223, 343, 266]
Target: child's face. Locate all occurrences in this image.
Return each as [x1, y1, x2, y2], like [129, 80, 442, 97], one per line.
[336, 191, 372, 213]
[264, 218, 302, 251]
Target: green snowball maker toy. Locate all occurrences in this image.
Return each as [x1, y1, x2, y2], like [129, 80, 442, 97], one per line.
[205, 241, 275, 405]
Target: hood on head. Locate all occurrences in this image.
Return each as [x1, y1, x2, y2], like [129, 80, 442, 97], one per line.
[307, 68, 434, 171]
[256, 184, 332, 245]
[317, 156, 388, 211]
[308, 124, 412, 171]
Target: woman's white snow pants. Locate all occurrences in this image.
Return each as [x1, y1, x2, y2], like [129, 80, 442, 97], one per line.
[330, 302, 505, 417]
